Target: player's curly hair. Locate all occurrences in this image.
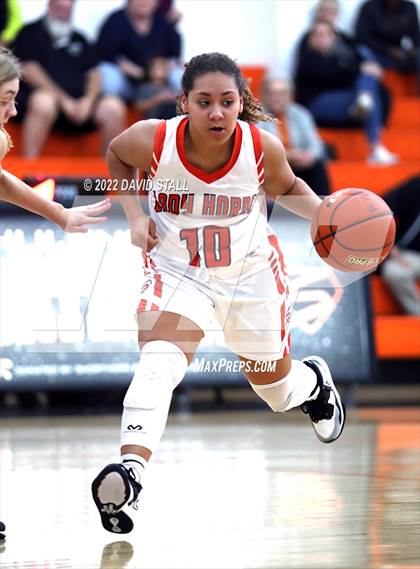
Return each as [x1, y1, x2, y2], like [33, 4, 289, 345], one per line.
[176, 52, 271, 124]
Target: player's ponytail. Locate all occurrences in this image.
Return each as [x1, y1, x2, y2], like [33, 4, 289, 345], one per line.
[177, 52, 271, 124]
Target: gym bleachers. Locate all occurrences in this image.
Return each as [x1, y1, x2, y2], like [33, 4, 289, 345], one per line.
[318, 70, 420, 360]
[3, 67, 419, 361]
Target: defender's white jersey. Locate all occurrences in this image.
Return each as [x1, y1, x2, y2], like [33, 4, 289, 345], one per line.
[147, 115, 268, 269]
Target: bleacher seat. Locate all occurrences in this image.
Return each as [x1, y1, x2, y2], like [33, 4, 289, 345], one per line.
[3, 65, 419, 363]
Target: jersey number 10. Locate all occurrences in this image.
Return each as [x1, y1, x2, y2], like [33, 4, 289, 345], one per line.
[180, 226, 231, 268]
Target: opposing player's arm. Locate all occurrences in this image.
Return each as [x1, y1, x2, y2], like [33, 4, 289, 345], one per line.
[260, 128, 322, 220]
[0, 169, 110, 231]
[108, 119, 160, 250]
[1, 126, 66, 224]
[0, 130, 110, 231]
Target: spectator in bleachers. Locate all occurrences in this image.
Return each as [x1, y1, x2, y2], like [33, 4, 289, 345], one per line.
[259, 77, 330, 196]
[158, 0, 182, 25]
[355, 0, 420, 74]
[381, 176, 420, 315]
[135, 56, 177, 119]
[313, 0, 340, 27]
[0, 0, 22, 46]
[11, 0, 118, 157]
[96, 0, 182, 124]
[294, 20, 398, 165]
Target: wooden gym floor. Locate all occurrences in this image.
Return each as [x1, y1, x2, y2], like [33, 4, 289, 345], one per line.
[0, 407, 419, 569]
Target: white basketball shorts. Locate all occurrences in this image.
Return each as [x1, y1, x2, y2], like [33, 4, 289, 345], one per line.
[136, 234, 291, 361]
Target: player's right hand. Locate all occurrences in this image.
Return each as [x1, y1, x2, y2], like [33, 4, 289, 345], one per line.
[131, 216, 159, 251]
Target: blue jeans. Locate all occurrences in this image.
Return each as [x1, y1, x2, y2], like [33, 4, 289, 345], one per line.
[358, 44, 420, 74]
[99, 62, 138, 102]
[99, 62, 182, 101]
[308, 74, 383, 144]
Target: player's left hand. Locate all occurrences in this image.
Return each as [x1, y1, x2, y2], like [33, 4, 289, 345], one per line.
[60, 198, 111, 233]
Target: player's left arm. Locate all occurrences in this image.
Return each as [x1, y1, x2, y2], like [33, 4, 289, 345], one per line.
[260, 128, 322, 220]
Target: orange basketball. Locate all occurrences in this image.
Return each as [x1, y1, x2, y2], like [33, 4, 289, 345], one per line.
[311, 188, 396, 272]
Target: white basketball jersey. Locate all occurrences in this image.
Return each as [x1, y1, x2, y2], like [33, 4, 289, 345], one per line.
[147, 115, 268, 269]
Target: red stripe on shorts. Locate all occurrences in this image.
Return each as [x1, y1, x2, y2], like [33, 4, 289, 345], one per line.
[142, 251, 150, 269]
[268, 234, 287, 275]
[137, 299, 147, 312]
[153, 273, 163, 298]
[268, 233, 290, 351]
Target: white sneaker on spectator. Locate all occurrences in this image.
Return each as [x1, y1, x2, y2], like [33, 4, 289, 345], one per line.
[368, 145, 399, 165]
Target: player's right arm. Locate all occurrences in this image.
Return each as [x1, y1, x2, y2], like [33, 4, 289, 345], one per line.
[108, 119, 160, 251]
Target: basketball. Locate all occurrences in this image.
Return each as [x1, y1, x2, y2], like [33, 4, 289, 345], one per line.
[311, 188, 396, 272]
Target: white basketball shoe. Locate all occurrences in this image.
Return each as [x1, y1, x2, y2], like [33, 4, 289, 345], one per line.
[301, 356, 346, 443]
[92, 462, 142, 534]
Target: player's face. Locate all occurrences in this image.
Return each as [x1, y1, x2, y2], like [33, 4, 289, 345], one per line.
[0, 78, 19, 127]
[182, 72, 243, 143]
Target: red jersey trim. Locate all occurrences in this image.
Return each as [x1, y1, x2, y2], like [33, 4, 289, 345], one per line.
[249, 123, 265, 185]
[176, 117, 243, 184]
[150, 120, 167, 178]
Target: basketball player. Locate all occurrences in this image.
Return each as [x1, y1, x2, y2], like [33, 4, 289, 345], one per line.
[0, 47, 110, 542]
[92, 53, 346, 534]
[0, 47, 110, 230]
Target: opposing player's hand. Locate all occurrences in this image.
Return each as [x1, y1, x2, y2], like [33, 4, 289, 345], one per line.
[130, 216, 159, 251]
[60, 198, 111, 233]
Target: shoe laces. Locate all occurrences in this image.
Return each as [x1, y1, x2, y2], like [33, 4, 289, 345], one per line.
[301, 383, 334, 422]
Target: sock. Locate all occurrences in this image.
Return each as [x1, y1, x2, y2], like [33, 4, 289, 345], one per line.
[250, 359, 319, 412]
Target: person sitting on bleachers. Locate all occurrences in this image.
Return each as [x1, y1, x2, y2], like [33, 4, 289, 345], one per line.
[11, 0, 118, 157]
[312, 0, 339, 26]
[381, 176, 420, 315]
[96, 0, 182, 126]
[294, 20, 398, 165]
[135, 56, 177, 120]
[258, 76, 330, 196]
[355, 0, 420, 74]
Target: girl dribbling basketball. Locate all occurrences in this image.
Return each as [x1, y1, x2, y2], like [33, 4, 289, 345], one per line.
[92, 52, 346, 535]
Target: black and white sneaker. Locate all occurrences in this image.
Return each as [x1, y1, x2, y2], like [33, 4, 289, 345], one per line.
[301, 356, 346, 443]
[0, 520, 5, 541]
[92, 463, 142, 534]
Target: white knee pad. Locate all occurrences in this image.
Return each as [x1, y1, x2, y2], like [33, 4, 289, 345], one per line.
[123, 340, 188, 410]
[250, 360, 318, 412]
[121, 340, 188, 452]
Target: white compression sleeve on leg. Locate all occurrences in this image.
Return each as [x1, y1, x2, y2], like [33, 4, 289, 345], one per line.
[121, 340, 188, 453]
[250, 360, 318, 412]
